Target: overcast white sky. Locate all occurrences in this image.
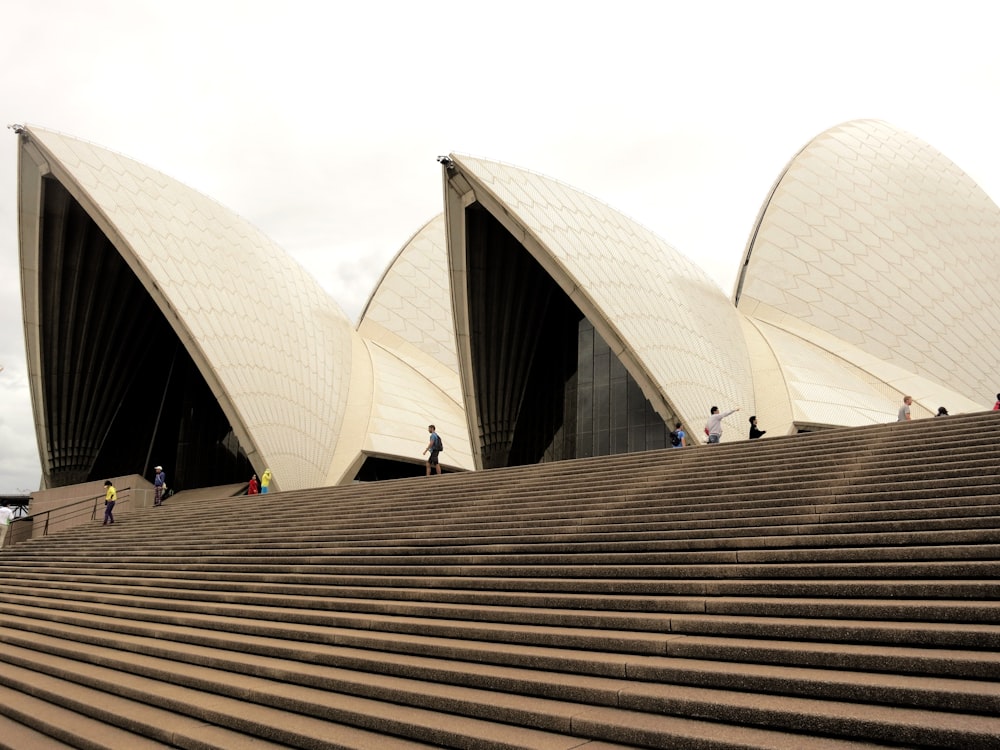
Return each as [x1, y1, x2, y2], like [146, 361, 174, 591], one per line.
[2, 0, 999, 493]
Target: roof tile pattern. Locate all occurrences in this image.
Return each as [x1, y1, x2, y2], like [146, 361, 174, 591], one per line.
[355, 215, 473, 471]
[358, 215, 459, 377]
[754, 319, 917, 424]
[20, 118, 999, 483]
[362, 340, 474, 470]
[737, 120, 1000, 406]
[452, 155, 755, 434]
[27, 127, 354, 490]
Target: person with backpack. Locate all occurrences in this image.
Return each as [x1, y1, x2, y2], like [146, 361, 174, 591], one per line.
[423, 424, 443, 475]
[669, 422, 686, 448]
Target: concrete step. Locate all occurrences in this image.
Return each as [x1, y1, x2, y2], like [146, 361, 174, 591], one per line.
[3, 410, 999, 747]
[9, 536, 1000, 569]
[3, 608, 999, 715]
[3, 588, 998, 658]
[14, 498, 1000, 554]
[0, 661, 300, 749]
[0, 620, 982, 749]
[667, 634, 1000, 680]
[0, 642, 511, 750]
[5, 552, 1000, 581]
[104, 468, 1000, 516]
[0, 697, 91, 750]
[3, 573, 1000, 623]
[98, 485, 1000, 531]
[1, 635, 876, 750]
[8, 571, 1000, 617]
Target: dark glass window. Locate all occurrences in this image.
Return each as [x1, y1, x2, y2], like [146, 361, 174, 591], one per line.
[575, 319, 668, 460]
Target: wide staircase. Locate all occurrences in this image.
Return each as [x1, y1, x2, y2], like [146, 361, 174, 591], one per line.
[1, 413, 999, 749]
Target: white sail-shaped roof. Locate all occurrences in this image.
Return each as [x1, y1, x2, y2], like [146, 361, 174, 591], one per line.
[328, 215, 473, 481]
[19, 126, 355, 490]
[446, 154, 754, 442]
[357, 215, 461, 396]
[17, 119, 1000, 490]
[736, 119, 1000, 417]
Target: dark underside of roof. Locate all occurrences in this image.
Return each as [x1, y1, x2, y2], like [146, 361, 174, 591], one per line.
[35, 177, 252, 490]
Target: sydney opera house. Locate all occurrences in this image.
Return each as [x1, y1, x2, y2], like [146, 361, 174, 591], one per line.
[15, 120, 1000, 493]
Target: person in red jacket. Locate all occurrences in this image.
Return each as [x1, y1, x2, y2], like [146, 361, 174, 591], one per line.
[248, 474, 259, 495]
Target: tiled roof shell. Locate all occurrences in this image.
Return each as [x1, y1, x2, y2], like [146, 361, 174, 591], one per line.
[736, 119, 1000, 410]
[23, 127, 355, 490]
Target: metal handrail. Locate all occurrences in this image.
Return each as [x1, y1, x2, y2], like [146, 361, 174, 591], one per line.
[8, 486, 132, 540]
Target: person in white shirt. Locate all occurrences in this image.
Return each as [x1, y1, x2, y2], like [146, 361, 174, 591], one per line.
[705, 406, 740, 444]
[0, 501, 15, 548]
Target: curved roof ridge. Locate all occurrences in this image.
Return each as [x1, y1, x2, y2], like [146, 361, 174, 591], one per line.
[22, 123, 310, 264]
[447, 152, 755, 441]
[736, 118, 1000, 407]
[21, 126, 356, 490]
[450, 151, 690, 257]
[357, 213, 443, 327]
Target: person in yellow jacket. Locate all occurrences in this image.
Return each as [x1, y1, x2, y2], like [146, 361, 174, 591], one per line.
[103, 480, 117, 525]
[260, 468, 272, 494]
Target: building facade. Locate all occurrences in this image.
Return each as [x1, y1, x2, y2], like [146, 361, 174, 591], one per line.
[16, 120, 998, 490]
